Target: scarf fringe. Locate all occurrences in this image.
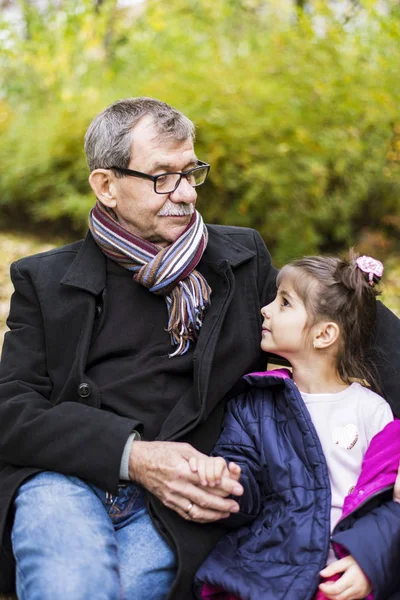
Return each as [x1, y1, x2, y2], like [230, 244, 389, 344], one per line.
[166, 274, 211, 357]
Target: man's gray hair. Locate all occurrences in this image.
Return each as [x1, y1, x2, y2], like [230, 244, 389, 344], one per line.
[84, 97, 195, 172]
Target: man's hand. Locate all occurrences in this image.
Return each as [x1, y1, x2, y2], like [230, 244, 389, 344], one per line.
[129, 441, 244, 523]
[319, 556, 372, 600]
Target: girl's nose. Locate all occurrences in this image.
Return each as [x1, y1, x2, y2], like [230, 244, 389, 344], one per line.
[261, 305, 270, 318]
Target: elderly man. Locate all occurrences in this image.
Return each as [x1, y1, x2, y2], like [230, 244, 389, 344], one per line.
[0, 97, 277, 600]
[0, 97, 399, 600]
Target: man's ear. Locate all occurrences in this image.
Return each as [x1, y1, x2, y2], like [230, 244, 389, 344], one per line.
[88, 169, 117, 208]
[313, 321, 340, 350]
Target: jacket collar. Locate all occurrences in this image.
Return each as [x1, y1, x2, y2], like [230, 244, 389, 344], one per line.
[244, 368, 292, 384]
[61, 225, 255, 294]
[202, 225, 255, 269]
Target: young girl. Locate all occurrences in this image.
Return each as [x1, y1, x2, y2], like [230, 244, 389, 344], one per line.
[192, 254, 400, 600]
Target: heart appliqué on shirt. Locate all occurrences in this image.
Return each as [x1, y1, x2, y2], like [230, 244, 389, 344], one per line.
[332, 424, 359, 450]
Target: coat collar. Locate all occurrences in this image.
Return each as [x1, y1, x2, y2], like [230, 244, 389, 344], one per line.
[60, 232, 106, 295]
[60, 225, 256, 294]
[202, 225, 256, 269]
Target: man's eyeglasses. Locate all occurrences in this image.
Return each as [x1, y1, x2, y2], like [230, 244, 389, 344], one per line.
[109, 160, 210, 195]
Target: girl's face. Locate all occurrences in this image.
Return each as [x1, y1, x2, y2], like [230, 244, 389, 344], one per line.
[260, 276, 311, 360]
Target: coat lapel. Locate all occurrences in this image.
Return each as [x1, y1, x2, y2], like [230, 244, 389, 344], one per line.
[51, 233, 106, 407]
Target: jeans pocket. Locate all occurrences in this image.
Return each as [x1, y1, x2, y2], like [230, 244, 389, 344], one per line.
[109, 483, 146, 525]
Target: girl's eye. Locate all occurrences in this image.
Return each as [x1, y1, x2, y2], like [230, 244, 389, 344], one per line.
[281, 297, 290, 307]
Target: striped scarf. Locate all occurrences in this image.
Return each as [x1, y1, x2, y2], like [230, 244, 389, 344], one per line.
[88, 201, 211, 357]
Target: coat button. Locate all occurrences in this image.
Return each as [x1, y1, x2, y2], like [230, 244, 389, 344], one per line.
[78, 383, 91, 398]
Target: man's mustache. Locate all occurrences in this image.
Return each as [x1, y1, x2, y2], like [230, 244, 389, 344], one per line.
[157, 202, 195, 217]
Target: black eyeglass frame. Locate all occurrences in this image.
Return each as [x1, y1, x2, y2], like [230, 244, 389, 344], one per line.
[109, 160, 210, 194]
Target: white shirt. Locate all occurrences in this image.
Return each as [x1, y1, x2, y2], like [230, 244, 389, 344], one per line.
[300, 382, 393, 563]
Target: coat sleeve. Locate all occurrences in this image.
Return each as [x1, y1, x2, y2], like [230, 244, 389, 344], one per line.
[0, 260, 138, 493]
[332, 498, 400, 600]
[211, 393, 263, 527]
[375, 301, 400, 417]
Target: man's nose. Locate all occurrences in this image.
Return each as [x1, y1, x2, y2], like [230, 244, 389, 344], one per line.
[169, 177, 197, 204]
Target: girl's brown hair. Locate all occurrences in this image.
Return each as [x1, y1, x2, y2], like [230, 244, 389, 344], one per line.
[277, 252, 382, 392]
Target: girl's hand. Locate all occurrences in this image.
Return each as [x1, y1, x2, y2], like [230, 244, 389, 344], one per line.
[319, 556, 372, 600]
[189, 455, 241, 488]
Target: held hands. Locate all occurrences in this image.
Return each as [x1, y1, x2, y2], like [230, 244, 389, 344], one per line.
[129, 441, 243, 523]
[188, 455, 241, 490]
[319, 556, 372, 600]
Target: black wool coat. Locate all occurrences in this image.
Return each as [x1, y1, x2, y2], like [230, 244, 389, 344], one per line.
[0, 225, 277, 597]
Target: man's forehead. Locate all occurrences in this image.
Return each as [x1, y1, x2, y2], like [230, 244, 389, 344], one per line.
[129, 116, 196, 168]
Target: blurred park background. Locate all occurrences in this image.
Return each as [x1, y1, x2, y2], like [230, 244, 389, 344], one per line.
[1, 0, 400, 352]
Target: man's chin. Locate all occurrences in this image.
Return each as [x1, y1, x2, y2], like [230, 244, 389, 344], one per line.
[156, 223, 190, 247]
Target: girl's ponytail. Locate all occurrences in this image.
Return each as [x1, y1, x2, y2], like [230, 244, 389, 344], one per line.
[335, 252, 383, 300]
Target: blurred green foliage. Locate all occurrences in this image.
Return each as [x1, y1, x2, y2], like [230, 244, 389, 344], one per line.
[1, 0, 400, 264]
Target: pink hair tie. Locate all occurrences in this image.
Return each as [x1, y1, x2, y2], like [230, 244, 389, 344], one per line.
[355, 255, 384, 286]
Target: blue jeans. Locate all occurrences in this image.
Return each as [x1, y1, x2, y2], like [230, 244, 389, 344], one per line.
[11, 471, 177, 600]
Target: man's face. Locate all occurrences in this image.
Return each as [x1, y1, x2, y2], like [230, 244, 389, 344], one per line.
[109, 115, 198, 247]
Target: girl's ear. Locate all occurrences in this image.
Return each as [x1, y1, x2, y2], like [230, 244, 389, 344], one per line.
[88, 169, 117, 208]
[313, 322, 340, 350]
